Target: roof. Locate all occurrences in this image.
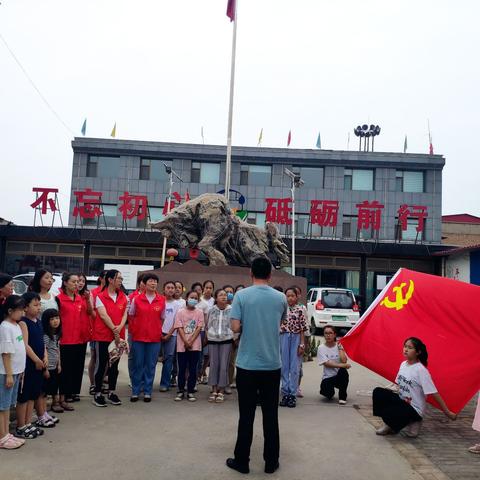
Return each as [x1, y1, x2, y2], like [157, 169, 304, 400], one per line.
[442, 214, 480, 224]
[433, 243, 480, 257]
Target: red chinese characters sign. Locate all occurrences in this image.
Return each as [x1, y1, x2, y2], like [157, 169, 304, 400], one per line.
[30, 187, 58, 214]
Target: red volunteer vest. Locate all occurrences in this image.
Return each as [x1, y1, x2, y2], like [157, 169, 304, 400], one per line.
[131, 292, 165, 343]
[79, 295, 93, 342]
[92, 288, 128, 342]
[57, 291, 88, 345]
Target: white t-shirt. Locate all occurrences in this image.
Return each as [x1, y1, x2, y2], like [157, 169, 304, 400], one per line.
[0, 321, 27, 374]
[40, 293, 58, 315]
[95, 292, 118, 308]
[396, 361, 437, 417]
[162, 299, 184, 335]
[197, 298, 213, 331]
[128, 293, 157, 316]
[317, 343, 341, 379]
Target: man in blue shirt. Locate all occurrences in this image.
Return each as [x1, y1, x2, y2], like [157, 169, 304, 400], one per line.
[226, 257, 287, 475]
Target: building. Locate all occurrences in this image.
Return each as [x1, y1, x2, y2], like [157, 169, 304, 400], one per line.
[435, 244, 480, 286]
[0, 137, 449, 307]
[441, 214, 480, 247]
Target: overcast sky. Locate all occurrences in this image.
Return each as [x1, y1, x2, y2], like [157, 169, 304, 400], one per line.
[1, 0, 479, 225]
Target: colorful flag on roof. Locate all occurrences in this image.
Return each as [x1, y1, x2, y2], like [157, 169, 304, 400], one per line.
[287, 130, 292, 147]
[226, 0, 236, 22]
[257, 128, 263, 147]
[340, 268, 480, 414]
[110, 122, 116, 138]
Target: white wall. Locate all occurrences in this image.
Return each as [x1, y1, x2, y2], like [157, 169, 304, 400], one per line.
[445, 253, 470, 283]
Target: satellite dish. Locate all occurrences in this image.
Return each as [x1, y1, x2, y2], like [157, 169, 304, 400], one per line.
[362, 124, 369, 131]
[354, 126, 362, 137]
[375, 126, 381, 135]
[370, 124, 375, 132]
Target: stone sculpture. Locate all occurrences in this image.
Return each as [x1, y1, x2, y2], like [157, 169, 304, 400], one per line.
[151, 193, 290, 266]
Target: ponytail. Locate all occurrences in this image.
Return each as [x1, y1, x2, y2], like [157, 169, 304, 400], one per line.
[405, 337, 428, 366]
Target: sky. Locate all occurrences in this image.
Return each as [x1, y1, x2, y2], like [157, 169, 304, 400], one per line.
[1, 0, 479, 225]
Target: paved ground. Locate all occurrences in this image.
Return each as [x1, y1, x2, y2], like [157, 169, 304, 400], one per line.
[1, 348, 477, 480]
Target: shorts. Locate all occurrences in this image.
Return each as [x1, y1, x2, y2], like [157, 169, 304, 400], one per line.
[43, 369, 60, 396]
[17, 369, 43, 403]
[0, 373, 21, 410]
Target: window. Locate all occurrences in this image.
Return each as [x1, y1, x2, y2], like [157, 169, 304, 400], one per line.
[191, 162, 220, 184]
[137, 206, 164, 229]
[321, 290, 354, 309]
[342, 221, 351, 239]
[140, 159, 171, 181]
[401, 219, 424, 241]
[246, 212, 266, 227]
[396, 171, 424, 193]
[83, 204, 117, 227]
[295, 214, 322, 238]
[344, 169, 374, 190]
[240, 164, 272, 186]
[87, 156, 119, 178]
[293, 167, 324, 188]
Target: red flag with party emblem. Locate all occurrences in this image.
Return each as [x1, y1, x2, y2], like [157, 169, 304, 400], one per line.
[340, 268, 480, 413]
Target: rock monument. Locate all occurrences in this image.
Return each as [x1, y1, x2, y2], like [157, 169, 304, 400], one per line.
[151, 193, 290, 267]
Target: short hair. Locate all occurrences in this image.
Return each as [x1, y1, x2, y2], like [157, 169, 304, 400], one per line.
[191, 282, 202, 291]
[222, 284, 234, 292]
[42, 308, 61, 340]
[22, 291, 41, 306]
[285, 287, 298, 296]
[1, 295, 25, 320]
[251, 257, 272, 280]
[163, 280, 176, 289]
[323, 325, 337, 336]
[142, 273, 159, 283]
[185, 289, 199, 299]
[136, 274, 146, 287]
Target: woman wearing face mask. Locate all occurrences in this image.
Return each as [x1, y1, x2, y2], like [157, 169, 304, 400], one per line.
[173, 290, 204, 402]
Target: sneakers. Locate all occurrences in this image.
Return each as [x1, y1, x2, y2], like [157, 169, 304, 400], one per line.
[402, 420, 422, 438]
[159, 386, 169, 392]
[174, 391, 184, 401]
[143, 395, 152, 403]
[107, 393, 122, 405]
[224, 387, 233, 395]
[92, 394, 107, 407]
[130, 395, 139, 403]
[279, 395, 289, 407]
[339, 399, 347, 405]
[287, 396, 297, 408]
[375, 424, 393, 435]
[265, 461, 280, 474]
[187, 393, 197, 402]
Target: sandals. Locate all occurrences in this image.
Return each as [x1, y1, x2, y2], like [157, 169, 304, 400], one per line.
[60, 401, 75, 411]
[0, 434, 24, 449]
[36, 416, 56, 428]
[15, 424, 38, 439]
[51, 403, 64, 413]
[468, 443, 480, 454]
[215, 393, 225, 403]
[208, 393, 218, 402]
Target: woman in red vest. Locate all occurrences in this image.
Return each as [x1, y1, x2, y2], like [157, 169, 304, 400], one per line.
[56, 273, 90, 410]
[129, 273, 165, 402]
[91, 269, 128, 408]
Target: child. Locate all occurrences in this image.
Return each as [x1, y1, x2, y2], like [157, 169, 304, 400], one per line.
[206, 289, 233, 403]
[318, 325, 350, 404]
[197, 280, 215, 384]
[174, 290, 204, 402]
[42, 309, 62, 415]
[16, 292, 51, 438]
[0, 295, 26, 449]
[373, 337, 456, 437]
[279, 287, 307, 408]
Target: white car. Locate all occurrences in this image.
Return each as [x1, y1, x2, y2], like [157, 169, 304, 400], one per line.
[13, 273, 63, 296]
[306, 287, 360, 335]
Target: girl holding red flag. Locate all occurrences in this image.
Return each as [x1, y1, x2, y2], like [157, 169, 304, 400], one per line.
[373, 337, 456, 437]
[129, 273, 165, 403]
[91, 269, 128, 408]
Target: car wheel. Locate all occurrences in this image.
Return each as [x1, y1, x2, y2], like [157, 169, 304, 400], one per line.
[310, 318, 320, 336]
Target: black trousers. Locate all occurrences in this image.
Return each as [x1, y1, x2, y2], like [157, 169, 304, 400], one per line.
[234, 367, 281, 467]
[94, 341, 120, 394]
[372, 387, 422, 432]
[59, 343, 87, 396]
[177, 351, 200, 393]
[320, 368, 349, 401]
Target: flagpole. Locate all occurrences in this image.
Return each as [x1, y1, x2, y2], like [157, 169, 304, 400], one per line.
[225, 1, 238, 202]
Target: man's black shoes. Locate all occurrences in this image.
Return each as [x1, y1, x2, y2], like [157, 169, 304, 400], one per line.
[226, 458, 250, 474]
[265, 462, 280, 474]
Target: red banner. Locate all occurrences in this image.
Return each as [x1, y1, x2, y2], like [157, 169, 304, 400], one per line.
[340, 269, 480, 413]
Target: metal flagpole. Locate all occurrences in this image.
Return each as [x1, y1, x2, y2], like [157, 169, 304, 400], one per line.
[291, 182, 296, 275]
[224, 0, 238, 202]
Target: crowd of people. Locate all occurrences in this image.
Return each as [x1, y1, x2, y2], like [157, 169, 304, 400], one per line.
[0, 266, 475, 459]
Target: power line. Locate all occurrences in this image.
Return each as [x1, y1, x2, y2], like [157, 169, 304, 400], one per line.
[0, 32, 75, 136]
